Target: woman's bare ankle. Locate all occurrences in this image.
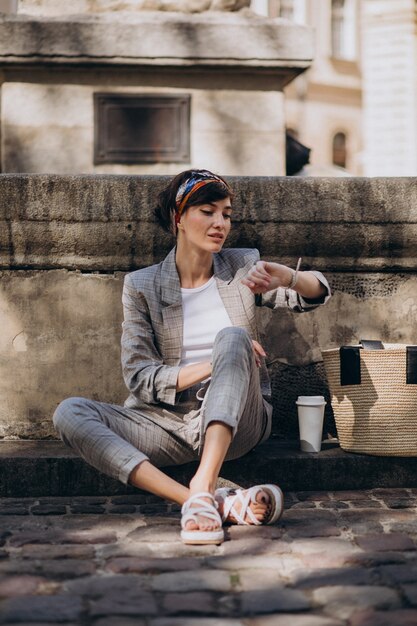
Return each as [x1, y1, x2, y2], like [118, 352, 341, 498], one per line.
[189, 475, 216, 495]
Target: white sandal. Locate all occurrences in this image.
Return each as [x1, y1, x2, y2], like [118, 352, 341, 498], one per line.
[215, 484, 284, 526]
[181, 492, 224, 545]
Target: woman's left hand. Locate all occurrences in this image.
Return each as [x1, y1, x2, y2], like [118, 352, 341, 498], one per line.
[242, 259, 328, 300]
[252, 340, 266, 367]
[242, 261, 292, 294]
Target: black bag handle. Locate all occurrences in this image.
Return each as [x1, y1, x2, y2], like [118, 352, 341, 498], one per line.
[339, 341, 417, 386]
[340, 346, 361, 386]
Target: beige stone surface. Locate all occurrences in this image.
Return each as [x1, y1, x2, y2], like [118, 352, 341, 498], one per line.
[18, 0, 250, 14]
[0, 270, 126, 438]
[1, 175, 417, 438]
[2, 174, 417, 270]
[0, 9, 312, 177]
[0, 13, 313, 65]
[2, 266, 417, 438]
[2, 83, 285, 175]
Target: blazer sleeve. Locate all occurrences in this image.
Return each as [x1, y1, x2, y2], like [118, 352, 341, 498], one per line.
[250, 248, 331, 311]
[121, 274, 180, 406]
[260, 271, 331, 311]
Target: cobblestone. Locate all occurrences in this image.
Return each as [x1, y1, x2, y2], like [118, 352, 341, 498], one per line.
[88, 592, 157, 617]
[312, 585, 401, 619]
[335, 510, 385, 534]
[69, 504, 106, 514]
[0, 489, 416, 624]
[401, 584, 417, 606]
[20, 544, 95, 559]
[240, 586, 311, 613]
[150, 570, 233, 593]
[355, 533, 416, 552]
[0, 575, 48, 597]
[93, 618, 147, 626]
[104, 556, 202, 574]
[0, 595, 84, 623]
[31, 504, 67, 515]
[247, 616, 344, 626]
[0, 557, 96, 578]
[149, 617, 242, 626]
[377, 563, 417, 584]
[349, 609, 417, 626]
[107, 504, 137, 514]
[161, 591, 220, 615]
[289, 566, 376, 588]
[345, 550, 409, 567]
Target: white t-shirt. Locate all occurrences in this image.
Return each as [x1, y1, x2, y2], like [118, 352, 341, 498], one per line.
[180, 276, 232, 367]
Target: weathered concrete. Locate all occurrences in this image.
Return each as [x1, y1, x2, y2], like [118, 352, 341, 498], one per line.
[0, 271, 126, 438]
[0, 11, 312, 175]
[2, 175, 417, 440]
[2, 84, 284, 176]
[0, 13, 313, 68]
[2, 440, 417, 497]
[18, 0, 251, 13]
[1, 175, 417, 270]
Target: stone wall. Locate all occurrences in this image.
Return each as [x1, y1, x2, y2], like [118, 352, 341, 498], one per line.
[0, 12, 312, 176]
[17, 0, 251, 13]
[2, 175, 417, 440]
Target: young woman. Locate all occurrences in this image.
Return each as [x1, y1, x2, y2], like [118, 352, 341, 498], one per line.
[53, 169, 330, 545]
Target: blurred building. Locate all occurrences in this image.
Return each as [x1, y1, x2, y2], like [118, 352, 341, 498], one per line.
[2, 0, 415, 176]
[252, 0, 417, 177]
[252, 0, 363, 175]
[0, 0, 313, 176]
[361, 0, 417, 176]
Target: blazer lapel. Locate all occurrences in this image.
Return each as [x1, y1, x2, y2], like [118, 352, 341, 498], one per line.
[213, 253, 257, 335]
[160, 248, 183, 364]
[159, 248, 257, 365]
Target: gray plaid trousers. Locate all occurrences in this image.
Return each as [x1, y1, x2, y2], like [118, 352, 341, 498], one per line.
[53, 327, 272, 485]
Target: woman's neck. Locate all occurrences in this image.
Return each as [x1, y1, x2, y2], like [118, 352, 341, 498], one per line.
[175, 241, 213, 289]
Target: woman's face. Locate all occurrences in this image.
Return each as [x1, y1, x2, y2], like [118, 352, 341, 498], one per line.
[177, 197, 232, 252]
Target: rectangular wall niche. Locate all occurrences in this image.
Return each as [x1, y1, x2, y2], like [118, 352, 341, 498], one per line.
[94, 93, 191, 164]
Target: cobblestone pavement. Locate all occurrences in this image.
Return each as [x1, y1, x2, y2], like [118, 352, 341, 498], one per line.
[1, 489, 417, 625]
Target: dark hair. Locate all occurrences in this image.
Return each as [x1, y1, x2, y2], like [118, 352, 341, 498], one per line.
[154, 169, 233, 234]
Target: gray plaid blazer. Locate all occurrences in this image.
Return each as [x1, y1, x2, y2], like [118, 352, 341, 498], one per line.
[121, 247, 330, 409]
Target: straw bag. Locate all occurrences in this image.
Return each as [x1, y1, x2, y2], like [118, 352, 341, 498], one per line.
[321, 341, 417, 456]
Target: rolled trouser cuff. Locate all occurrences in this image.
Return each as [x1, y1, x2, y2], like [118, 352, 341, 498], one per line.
[118, 452, 150, 485]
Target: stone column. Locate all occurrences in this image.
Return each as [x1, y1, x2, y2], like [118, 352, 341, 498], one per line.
[361, 0, 417, 175]
[1, 2, 313, 175]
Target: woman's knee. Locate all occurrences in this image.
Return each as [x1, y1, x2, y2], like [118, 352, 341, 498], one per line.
[52, 396, 90, 434]
[214, 326, 252, 354]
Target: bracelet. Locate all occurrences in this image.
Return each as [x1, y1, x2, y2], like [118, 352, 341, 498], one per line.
[287, 257, 302, 289]
[287, 268, 298, 289]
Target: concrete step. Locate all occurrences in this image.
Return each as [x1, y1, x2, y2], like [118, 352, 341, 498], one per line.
[2, 439, 417, 497]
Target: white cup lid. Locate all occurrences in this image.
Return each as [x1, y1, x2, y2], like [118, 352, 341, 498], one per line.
[296, 395, 326, 405]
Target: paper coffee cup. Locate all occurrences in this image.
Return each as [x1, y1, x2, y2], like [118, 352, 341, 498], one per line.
[296, 395, 326, 453]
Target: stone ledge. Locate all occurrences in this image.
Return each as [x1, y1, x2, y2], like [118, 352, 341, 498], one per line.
[2, 175, 417, 271]
[1, 439, 417, 497]
[0, 13, 313, 70]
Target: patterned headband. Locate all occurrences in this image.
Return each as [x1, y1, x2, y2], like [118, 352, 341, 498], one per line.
[174, 170, 229, 226]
